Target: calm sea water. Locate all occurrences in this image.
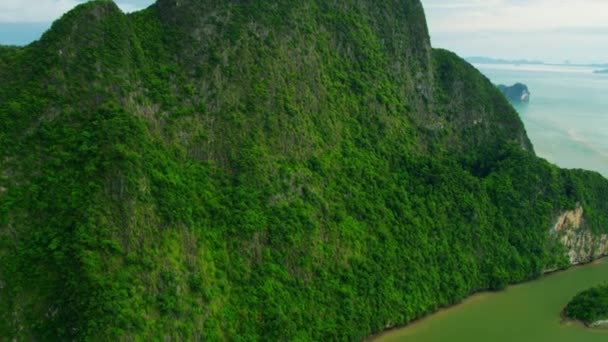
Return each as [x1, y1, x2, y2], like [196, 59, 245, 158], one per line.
[475, 63, 608, 177]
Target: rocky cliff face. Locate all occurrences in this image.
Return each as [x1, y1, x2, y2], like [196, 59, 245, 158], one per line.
[551, 205, 608, 265]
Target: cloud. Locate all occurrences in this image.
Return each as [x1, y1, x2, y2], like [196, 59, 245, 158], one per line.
[422, 0, 608, 62]
[0, 0, 146, 23]
[423, 0, 608, 33]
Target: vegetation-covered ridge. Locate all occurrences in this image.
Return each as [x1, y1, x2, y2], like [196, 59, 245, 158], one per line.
[1, 0, 608, 340]
[564, 283, 608, 326]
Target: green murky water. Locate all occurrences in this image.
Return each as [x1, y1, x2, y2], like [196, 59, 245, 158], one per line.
[374, 260, 608, 342]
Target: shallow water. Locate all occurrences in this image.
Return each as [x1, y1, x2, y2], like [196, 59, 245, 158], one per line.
[374, 260, 608, 342]
[476, 63, 608, 177]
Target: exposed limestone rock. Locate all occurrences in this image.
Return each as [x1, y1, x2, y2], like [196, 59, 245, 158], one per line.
[551, 204, 608, 265]
[589, 320, 608, 328]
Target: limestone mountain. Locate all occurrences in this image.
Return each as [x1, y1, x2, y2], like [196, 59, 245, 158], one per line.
[1, 0, 608, 340]
[498, 83, 531, 103]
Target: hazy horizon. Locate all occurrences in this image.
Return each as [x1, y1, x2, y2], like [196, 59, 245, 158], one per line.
[423, 0, 608, 65]
[0, 0, 607, 65]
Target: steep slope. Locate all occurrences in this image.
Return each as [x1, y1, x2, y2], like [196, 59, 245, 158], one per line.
[1, 0, 608, 340]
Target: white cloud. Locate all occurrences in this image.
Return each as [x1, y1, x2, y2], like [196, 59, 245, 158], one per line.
[422, 0, 608, 63]
[423, 0, 608, 33]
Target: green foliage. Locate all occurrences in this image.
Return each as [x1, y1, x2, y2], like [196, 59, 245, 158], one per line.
[1, 0, 608, 341]
[564, 283, 608, 324]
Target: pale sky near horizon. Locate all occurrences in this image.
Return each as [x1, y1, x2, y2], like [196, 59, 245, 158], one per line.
[0, 0, 606, 64]
[423, 0, 608, 64]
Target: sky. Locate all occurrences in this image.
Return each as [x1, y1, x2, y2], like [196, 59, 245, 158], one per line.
[423, 0, 608, 64]
[0, 0, 607, 64]
[0, 0, 153, 45]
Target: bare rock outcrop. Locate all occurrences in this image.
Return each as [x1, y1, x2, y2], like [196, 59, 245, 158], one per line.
[550, 205, 608, 265]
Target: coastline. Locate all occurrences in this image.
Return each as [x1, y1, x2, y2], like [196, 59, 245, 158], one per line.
[560, 316, 608, 330]
[364, 291, 491, 341]
[367, 256, 608, 341]
[544, 255, 608, 276]
[559, 269, 608, 330]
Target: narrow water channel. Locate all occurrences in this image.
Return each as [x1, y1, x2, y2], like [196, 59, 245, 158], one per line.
[374, 260, 608, 342]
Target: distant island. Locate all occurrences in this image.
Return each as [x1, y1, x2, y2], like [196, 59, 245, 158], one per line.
[563, 284, 608, 328]
[594, 69, 608, 74]
[466, 56, 544, 65]
[467, 56, 608, 68]
[497, 83, 530, 102]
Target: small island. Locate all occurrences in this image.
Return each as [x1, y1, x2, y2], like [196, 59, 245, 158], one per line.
[497, 83, 530, 102]
[563, 283, 608, 328]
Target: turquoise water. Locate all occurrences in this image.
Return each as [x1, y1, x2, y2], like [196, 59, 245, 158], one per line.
[475, 63, 608, 177]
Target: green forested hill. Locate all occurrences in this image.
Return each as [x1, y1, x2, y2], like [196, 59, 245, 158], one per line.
[1, 0, 608, 340]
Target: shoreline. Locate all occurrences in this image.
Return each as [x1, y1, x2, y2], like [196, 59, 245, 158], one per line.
[364, 291, 491, 341]
[543, 254, 608, 276]
[560, 316, 608, 330]
[562, 318, 608, 329]
[366, 256, 608, 341]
